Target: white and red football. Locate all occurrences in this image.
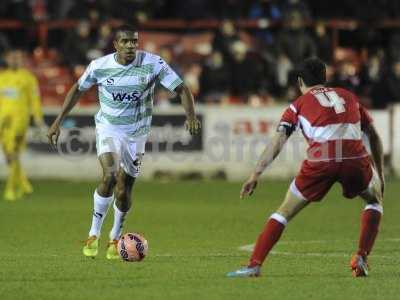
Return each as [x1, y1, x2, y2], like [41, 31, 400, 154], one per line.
[118, 233, 148, 262]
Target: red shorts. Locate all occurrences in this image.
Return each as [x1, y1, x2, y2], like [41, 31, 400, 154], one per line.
[291, 156, 373, 202]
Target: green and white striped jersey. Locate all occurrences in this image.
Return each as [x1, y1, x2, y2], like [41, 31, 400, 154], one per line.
[77, 50, 183, 136]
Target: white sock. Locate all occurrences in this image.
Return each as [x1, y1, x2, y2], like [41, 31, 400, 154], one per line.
[270, 212, 288, 226]
[109, 201, 130, 241]
[88, 190, 113, 237]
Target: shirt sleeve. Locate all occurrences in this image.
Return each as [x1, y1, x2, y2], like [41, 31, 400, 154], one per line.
[359, 104, 373, 130]
[77, 61, 97, 91]
[278, 103, 298, 136]
[156, 57, 183, 92]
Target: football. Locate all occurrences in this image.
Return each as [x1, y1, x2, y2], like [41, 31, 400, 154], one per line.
[118, 233, 148, 262]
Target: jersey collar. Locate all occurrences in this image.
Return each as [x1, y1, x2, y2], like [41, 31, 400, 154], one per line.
[113, 52, 140, 67]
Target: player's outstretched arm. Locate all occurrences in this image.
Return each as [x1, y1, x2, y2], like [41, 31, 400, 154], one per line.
[240, 131, 289, 199]
[175, 83, 201, 135]
[363, 123, 385, 194]
[47, 83, 84, 147]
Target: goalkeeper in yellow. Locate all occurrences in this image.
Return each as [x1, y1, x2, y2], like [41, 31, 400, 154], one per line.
[0, 49, 44, 201]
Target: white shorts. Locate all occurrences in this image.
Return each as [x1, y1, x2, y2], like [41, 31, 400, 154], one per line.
[95, 127, 147, 177]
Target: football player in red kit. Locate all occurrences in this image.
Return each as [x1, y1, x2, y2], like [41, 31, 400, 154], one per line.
[227, 57, 384, 278]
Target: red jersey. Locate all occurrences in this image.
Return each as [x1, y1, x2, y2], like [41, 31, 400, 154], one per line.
[280, 86, 373, 161]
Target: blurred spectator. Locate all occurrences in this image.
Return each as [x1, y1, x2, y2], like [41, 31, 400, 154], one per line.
[199, 51, 230, 103]
[154, 46, 183, 107]
[277, 11, 316, 65]
[249, 0, 282, 46]
[229, 41, 263, 100]
[276, 11, 316, 88]
[248, 0, 282, 20]
[370, 60, 400, 108]
[31, 0, 48, 21]
[87, 6, 101, 24]
[183, 63, 202, 97]
[4, 0, 400, 107]
[329, 60, 361, 93]
[388, 31, 400, 63]
[0, 33, 11, 57]
[282, 0, 311, 20]
[61, 20, 94, 67]
[159, 46, 182, 77]
[92, 22, 114, 56]
[212, 20, 241, 63]
[314, 21, 332, 64]
[359, 50, 385, 96]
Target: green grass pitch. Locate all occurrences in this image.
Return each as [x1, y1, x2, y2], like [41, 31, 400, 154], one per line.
[0, 179, 399, 300]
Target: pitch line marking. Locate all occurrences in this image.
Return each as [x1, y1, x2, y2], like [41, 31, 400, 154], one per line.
[239, 237, 400, 251]
[238, 245, 394, 258]
[239, 238, 400, 258]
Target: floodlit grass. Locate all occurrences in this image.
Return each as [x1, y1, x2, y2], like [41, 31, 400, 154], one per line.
[0, 179, 399, 299]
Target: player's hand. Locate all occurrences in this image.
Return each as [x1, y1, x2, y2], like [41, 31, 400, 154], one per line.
[184, 116, 201, 135]
[47, 122, 61, 149]
[240, 175, 259, 199]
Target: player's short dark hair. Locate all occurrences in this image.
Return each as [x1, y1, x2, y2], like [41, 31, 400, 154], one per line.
[113, 24, 138, 40]
[296, 57, 326, 86]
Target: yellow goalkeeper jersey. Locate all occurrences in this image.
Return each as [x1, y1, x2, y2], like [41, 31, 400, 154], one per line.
[0, 68, 43, 128]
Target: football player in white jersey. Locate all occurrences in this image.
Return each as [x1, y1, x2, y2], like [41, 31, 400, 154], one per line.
[47, 25, 200, 259]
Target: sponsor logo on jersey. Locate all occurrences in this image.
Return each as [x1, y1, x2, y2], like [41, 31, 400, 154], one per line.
[93, 211, 103, 219]
[1, 88, 19, 99]
[111, 91, 140, 102]
[106, 78, 115, 85]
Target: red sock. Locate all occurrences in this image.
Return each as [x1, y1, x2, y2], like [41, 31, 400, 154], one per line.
[357, 208, 382, 257]
[249, 216, 286, 267]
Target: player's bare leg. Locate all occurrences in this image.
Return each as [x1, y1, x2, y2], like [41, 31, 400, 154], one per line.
[3, 150, 18, 201]
[13, 134, 33, 197]
[97, 152, 119, 197]
[84, 152, 118, 258]
[107, 161, 138, 259]
[227, 188, 308, 277]
[351, 169, 383, 277]
[249, 188, 309, 266]
[2, 135, 25, 201]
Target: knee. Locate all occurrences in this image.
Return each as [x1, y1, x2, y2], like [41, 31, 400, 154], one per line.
[5, 153, 16, 165]
[102, 172, 117, 189]
[362, 189, 383, 208]
[368, 196, 383, 209]
[5, 155, 12, 165]
[375, 194, 383, 207]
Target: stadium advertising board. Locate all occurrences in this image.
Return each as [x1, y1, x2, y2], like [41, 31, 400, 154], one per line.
[146, 114, 203, 152]
[27, 112, 203, 155]
[4, 105, 396, 180]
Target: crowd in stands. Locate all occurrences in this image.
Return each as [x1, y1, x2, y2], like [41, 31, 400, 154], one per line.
[2, 0, 400, 22]
[1, 0, 400, 108]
